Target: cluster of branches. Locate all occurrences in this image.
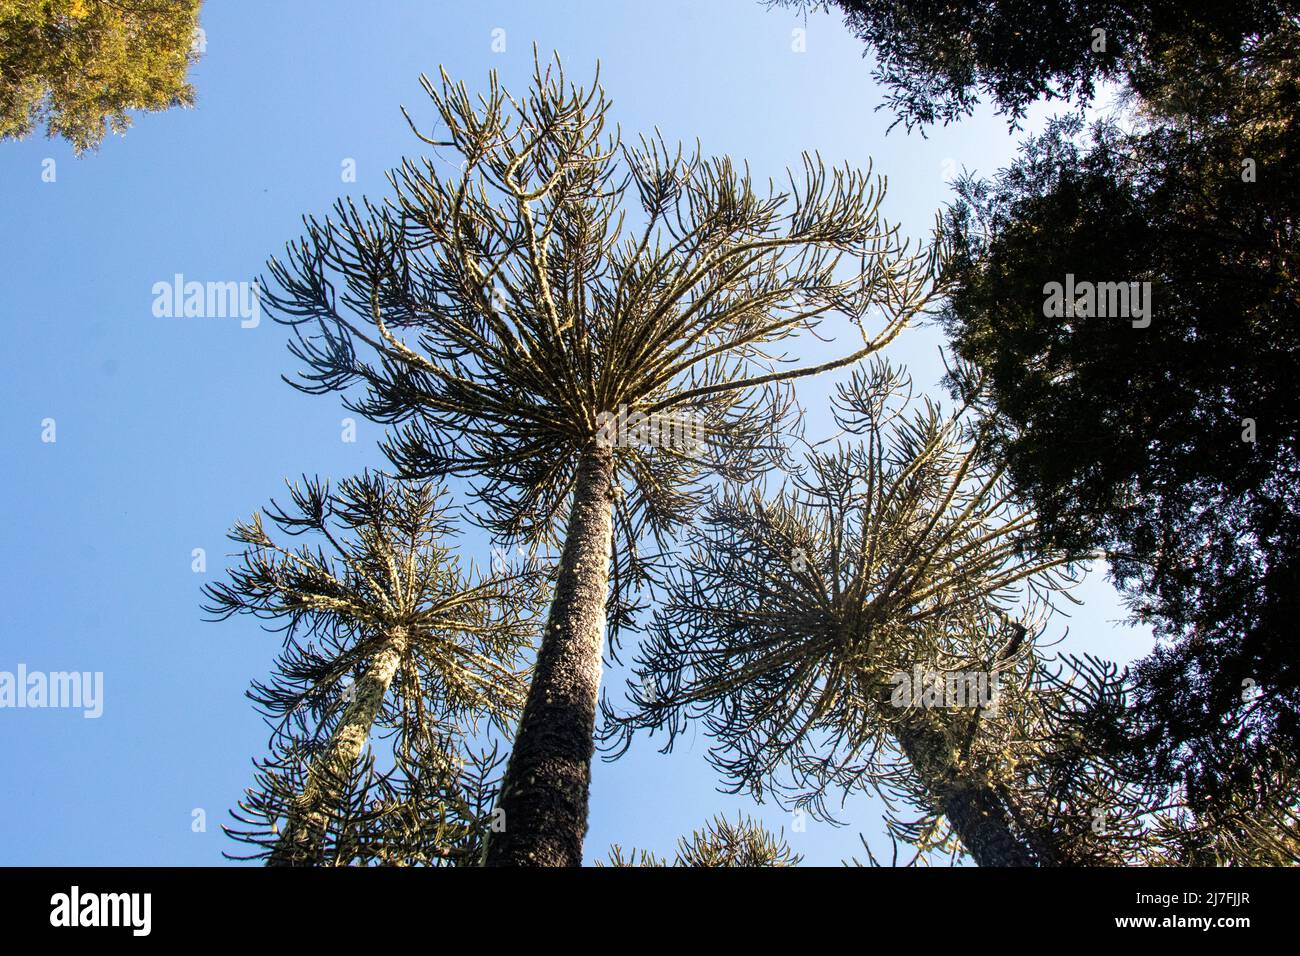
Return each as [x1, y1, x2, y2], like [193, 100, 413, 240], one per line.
[218, 39, 1296, 864]
[255, 52, 948, 865]
[204, 472, 544, 865]
[758, 1, 1300, 861]
[996, 654, 1300, 866]
[936, 18, 1300, 817]
[262, 52, 944, 642]
[600, 359, 1087, 865]
[229, 736, 507, 867]
[602, 357, 1300, 866]
[601, 814, 803, 867]
[769, 1, 1293, 131]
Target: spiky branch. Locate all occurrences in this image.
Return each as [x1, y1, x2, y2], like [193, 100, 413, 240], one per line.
[258, 54, 945, 864]
[203, 472, 543, 865]
[602, 358, 1083, 865]
[601, 814, 803, 867]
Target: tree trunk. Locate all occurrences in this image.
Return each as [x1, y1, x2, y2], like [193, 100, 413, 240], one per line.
[269, 628, 409, 866]
[486, 444, 614, 866]
[895, 721, 1037, 867]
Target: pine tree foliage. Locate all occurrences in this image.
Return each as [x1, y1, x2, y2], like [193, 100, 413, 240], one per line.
[203, 471, 543, 865]
[0, 0, 201, 153]
[601, 358, 1081, 864]
[1003, 654, 1300, 866]
[260, 53, 945, 642]
[1147, 756, 1300, 866]
[762, 0, 1300, 867]
[601, 813, 803, 867]
[231, 737, 507, 867]
[937, 20, 1300, 810]
[258, 54, 948, 863]
[766, 1, 1292, 131]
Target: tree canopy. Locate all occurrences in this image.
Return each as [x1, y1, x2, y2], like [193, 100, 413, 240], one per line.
[602, 358, 1083, 864]
[263, 55, 942, 641]
[937, 21, 1300, 806]
[259, 54, 945, 865]
[204, 472, 543, 865]
[602, 814, 804, 866]
[770, 0, 1294, 131]
[0, 0, 200, 153]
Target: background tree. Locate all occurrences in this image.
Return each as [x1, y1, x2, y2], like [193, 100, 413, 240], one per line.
[936, 19, 1299, 812]
[1, 0, 201, 154]
[203, 472, 542, 866]
[766, 0, 1293, 131]
[993, 653, 1300, 866]
[260, 56, 945, 865]
[601, 814, 803, 867]
[1145, 750, 1300, 865]
[771, 0, 1300, 839]
[988, 653, 1167, 865]
[603, 359, 1082, 866]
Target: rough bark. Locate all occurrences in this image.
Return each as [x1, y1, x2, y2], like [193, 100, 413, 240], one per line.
[269, 628, 409, 866]
[486, 444, 614, 866]
[895, 720, 1037, 867]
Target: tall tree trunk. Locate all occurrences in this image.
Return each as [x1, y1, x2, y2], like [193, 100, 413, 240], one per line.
[895, 721, 1037, 867]
[486, 444, 614, 866]
[269, 628, 409, 866]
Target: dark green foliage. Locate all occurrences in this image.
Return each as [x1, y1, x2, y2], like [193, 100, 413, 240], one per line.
[1000, 655, 1300, 865]
[769, 1, 1293, 131]
[936, 22, 1300, 804]
[0, 0, 201, 153]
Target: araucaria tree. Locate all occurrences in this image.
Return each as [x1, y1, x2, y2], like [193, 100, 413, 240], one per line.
[602, 814, 803, 867]
[991, 652, 1300, 866]
[260, 56, 944, 865]
[603, 360, 1080, 866]
[203, 472, 541, 866]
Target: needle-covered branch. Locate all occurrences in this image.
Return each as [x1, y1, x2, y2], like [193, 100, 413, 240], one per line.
[260, 52, 946, 639]
[259, 53, 944, 865]
[203, 471, 545, 865]
[600, 813, 803, 867]
[601, 358, 1083, 864]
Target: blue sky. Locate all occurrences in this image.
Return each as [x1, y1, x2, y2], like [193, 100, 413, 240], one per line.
[0, 0, 1151, 865]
